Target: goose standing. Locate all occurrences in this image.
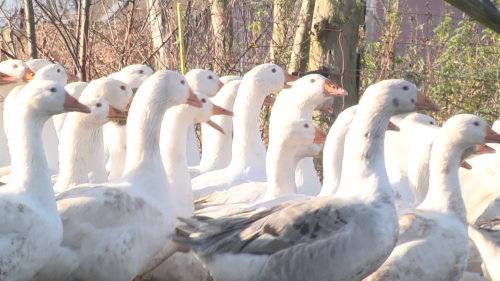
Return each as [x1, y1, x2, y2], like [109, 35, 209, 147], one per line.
[75, 77, 132, 183]
[0, 60, 34, 166]
[192, 64, 296, 198]
[53, 81, 88, 138]
[105, 64, 154, 180]
[175, 79, 435, 281]
[184, 69, 224, 166]
[53, 70, 201, 281]
[0, 80, 89, 281]
[365, 114, 500, 281]
[190, 79, 241, 177]
[54, 99, 127, 193]
[149, 92, 231, 281]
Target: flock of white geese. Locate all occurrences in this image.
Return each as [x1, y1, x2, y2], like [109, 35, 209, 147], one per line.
[0, 58, 498, 281]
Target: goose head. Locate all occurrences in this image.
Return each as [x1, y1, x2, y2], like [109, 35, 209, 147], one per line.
[274, 120, 326, 159]
[443, 114, 500, 150]
[19, 80, 90, 116]
[79, 77, 133, 111]
[79, 98, 127, 126]
[247, 63, 296, 94]
[401, 112, 437, 127]
[0, 59, 34, 84]
[64, 82, 88, 100]
[109, 64, 154, 92]
[189, 92, 233, 134]
[361, 79, 438, 117]
[34, 63, 68, 85]
[185, 69, 223, 97]
[285, 74, 347, 107]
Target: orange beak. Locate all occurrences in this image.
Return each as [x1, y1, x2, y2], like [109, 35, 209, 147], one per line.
[0, 72, 18, 85]
[415, 93, 439, 112]
[23, 68, 35, 81]
[323, 80, 348, 97]
[283, 72, 298, 89]
[263, 96, 275, 107]
[485, 127, 500, 143]
[474, 144, 495, 155]
[206, 120, 225, 135]
[186, 89, 202, 108]
[387, 121, 400, 131]
[212, 104, 233, 116]
[460, 161, 472, 170]
[108, 105, 128, 121]
[314, 127, 327, 144]
[63, 93, 91, 113]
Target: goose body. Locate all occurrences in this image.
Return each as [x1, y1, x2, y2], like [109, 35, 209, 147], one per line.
[52, 71, 195, 281]
[0, 80, 89, 281]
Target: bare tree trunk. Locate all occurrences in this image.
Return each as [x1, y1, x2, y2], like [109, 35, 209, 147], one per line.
[288, 0, 315, 73]
[210, 0, 233, 74]
[308, 0, 365, 111]
[78, 0, 91, 81]
[23, 0, 37, 59]
[147, 0, 169, 70]
[270, 0, 295, 66]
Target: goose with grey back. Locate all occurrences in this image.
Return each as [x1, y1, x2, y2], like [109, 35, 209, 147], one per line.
[0, 80, 89, 281]
[104, 64, 154, 181]
[51, 71, 201, 281]
[365, 114, 500, 281]
[175, 79, 435, 281]
[191, 64, 296, 198]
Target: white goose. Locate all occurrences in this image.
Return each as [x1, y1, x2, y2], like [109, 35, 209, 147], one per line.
[269, 74, 347, 196]
[105, 64, 154, 181]
[175, 79, 434, 281]
[365, 114, 500, 281]
[26, 58, 52, 72]
[53, 81, 88, 138]
[54, 99, 127, 193]
[191, 63, 295, 198]
[74, 77, 132, 184]
[0, 60, 34, 167]
[468, 224, 500, 281]
[190, 79, 241, 177]
[184, 69, 224, 166]
[53, 70, 201, 281]
[0, 80, 89, 281]
[150, 92, 231, 281]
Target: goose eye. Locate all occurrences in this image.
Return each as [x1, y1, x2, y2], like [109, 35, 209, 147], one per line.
[139, 70, 144, 74]
[96, 103, 102, 108]
[201, 98, 207, 103]
[180, 80, 186, 85]
[120, 85, 126, 91]
[473, 121, 479, 127]
[57, 69, 61, 73]
[271, 68, 277, 73]
[310, 79, 316, 83]
[429, 121, 434, 125]
[402, 85, 409, 91]
[50, 87, 57, 93]
[208, 75, 213, 80]
[304, 123, 309, 128]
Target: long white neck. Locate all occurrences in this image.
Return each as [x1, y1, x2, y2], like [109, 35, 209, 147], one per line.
[160, 105, 194, 217]
[229, 80, 267, 171]
[336, 103, 394, 204]
[264, 142, 299, 198]
[200, 115, 233, 170]
[54, 112, 94, 192]
[9, 109, 56, 211]
[123, 96, 167, 183]
[418, 135, 467, 223]
[320, 118, 351, 196]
